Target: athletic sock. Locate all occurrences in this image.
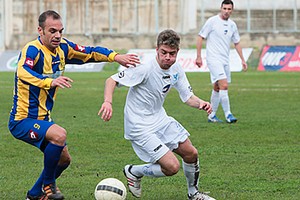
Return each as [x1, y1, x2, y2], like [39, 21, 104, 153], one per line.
[43, 143, 64, 186]
[183, 160, 200, 196]
[28, 162, 69, 196]
[219, 89, 231, 117]
[55, 163, 70, 179]
[28, 170, 44, 196]
[130, 163, 165, 178]
[209, 90, 220, 118]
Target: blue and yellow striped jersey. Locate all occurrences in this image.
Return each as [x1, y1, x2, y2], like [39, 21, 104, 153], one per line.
[9, 37, 117, 122]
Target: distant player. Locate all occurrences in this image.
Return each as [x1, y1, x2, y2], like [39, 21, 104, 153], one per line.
[196, 0, 247, 123]
[98, 29, 215, 200]
[8, 10, 139, 200]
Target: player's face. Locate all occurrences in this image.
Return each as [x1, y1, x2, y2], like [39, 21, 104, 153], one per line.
[38, 17, 64, 53]
[156, 45, 178, 70]
[220, 4, 233, 20]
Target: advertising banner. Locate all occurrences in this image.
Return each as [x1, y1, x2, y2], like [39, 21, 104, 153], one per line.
[119, 48, 253, 72]
[0, 50, 106, 72]
[258, 45, 300, 71]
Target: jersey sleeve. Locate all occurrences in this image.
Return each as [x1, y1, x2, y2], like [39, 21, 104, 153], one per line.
[111, 65, 147, 87]
[198, 17, 213, 38]
[62, 38, 117, 64]
[173, 65, 194, 103]
[231, 21, 240, 44]
[17, 44, 53, 90]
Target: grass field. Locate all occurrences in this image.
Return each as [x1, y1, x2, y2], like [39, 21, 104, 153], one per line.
[0, 69, 299, 200]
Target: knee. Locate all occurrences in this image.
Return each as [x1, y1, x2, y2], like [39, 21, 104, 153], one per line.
[47, 126, 67, 145]
[183, 148, 198, 163]
[163, 161, 180, 176]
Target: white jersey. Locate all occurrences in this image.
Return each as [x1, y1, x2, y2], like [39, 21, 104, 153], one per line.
[111, 58, 193, 140]
[199, 15, 240, 65]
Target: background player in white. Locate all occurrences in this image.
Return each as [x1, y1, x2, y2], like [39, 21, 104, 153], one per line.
[196, 0, 247, 123]
[98, 29, 215, 200]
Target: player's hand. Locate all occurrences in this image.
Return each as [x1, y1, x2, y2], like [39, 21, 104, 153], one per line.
[114, 54, 140, 68]
[195, 57, 203, 68]
[199, 101, 212, 114]
[51, 76, 73, 88]
[242, 61, 248, 71]
[98, 102, 113, 121]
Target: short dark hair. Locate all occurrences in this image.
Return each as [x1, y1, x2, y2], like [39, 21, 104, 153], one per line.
[221, 0, 234, 8]
[38, 10, 61, 29]
[157, 29, 180, 49]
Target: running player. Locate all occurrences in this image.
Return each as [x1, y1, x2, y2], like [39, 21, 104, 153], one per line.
[98, 29, 215, 200]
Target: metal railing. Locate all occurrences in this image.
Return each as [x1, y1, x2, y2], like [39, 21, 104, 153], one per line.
[0, 0, 299, 49]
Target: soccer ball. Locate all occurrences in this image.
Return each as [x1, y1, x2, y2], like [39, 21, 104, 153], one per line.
[94, 178, 127, 200]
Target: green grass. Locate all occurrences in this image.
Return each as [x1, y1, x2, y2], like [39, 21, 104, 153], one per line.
[0, 70, 299, 200]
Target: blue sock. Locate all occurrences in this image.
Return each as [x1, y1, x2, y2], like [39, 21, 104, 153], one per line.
[28, 170, 44, 196]
[43, 143, 64, 186]
[29, 163, 69, 196]
[55, 163, 69, 179]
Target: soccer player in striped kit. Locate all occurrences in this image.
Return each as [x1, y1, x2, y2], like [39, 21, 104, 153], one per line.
[8, 10, 139, 200]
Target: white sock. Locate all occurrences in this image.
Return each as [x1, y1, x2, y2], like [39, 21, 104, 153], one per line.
[209, 90, 220, 118]
[183, 160, 200, 196]
[130, 163, 165, 178]
[219, 90, 231, 117]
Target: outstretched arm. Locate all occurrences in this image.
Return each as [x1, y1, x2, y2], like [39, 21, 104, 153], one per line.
[114, 54, 140, 68]
[185, 95, 212, 114]
[98, 77, 117, 121]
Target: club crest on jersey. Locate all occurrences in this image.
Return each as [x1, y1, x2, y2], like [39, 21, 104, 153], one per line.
[29, 130, 39, 140]
[25, 58, 34, 69]
[118, 71, 125, 78]
[172, 73, 179, 81]
[75, 44, 86, 52]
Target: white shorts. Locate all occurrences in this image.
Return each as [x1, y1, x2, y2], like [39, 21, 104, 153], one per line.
[207, 61, 231, 84]
[130, 120, 189, 163]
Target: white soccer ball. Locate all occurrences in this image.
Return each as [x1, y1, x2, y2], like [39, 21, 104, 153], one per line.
[94, 178, 127, 200]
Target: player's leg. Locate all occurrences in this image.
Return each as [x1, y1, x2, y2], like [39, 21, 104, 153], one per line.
[8, 119, 57, 199]
[42, 124, 67, 199]
[124, 134, 174, 197]
[207, 62, 226, 122]
[173, 138, 199, 196]
[174, 139, 216, 200]
[218, 66, 237, 123]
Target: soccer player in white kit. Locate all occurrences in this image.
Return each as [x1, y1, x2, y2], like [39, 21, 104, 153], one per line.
[196, 0, 247, 123]
[98, 29, 216, 200]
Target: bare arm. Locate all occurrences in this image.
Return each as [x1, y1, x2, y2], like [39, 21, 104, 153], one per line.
[195, 36, 204, 68]
[98, 77, 117, 121]
[234, 42, 248, 71]
[185, 95, 212, 114]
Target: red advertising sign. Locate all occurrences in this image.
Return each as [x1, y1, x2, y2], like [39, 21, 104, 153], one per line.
[258, 45, 300, 71]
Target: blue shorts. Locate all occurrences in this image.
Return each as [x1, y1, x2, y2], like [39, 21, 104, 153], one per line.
[8, 118, 54, 151]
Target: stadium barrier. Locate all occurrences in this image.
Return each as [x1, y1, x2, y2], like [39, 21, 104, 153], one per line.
[258, 46, 300, 71]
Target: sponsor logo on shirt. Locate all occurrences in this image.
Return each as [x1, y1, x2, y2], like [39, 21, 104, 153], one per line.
[188, 86, 193, 92]
[162, 84, 171, 93]
[118, 71, 125, 78]
[25, 58, 34, 69]
[162, 75, 170, 79]
[75, 44, 86, 52]
[52, 60, 61, 65]
[43, 70, 63, 79]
